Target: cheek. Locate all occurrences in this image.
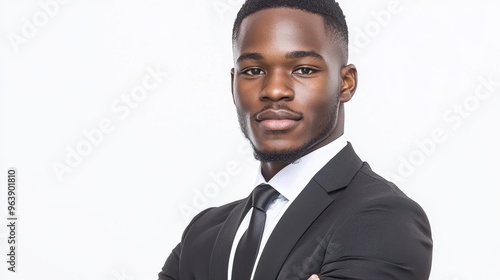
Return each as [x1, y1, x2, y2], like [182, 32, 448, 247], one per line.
[295, 81, 338, 110]
[234, 81, 260, 113]
[233, 81, 245, 107]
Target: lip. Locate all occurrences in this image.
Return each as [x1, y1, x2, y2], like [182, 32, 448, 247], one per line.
[255, 109, 302, 131]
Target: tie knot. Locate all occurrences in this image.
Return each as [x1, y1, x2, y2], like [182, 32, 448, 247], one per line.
[252, 184, 280, 211]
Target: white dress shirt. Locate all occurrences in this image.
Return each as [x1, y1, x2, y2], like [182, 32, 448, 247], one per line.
[227, 135, 348, 280]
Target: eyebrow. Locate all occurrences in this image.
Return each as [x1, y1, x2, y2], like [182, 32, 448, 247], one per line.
[285, 51, 325, 62]
[236, 53, 264, 63]
[236, 51, 325, 63]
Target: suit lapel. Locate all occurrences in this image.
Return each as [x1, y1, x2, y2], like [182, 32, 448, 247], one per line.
[253, 143, 363, 279]
[254, 180, 333, 279]
[209, 195, 252, 280]
[313, 143, 364, 193]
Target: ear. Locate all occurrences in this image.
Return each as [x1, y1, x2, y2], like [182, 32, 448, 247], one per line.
[231, 68, 235, 104]
[339, 64, 357, 103]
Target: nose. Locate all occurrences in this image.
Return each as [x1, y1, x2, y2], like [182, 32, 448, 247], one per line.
[259, 70, 294, 101]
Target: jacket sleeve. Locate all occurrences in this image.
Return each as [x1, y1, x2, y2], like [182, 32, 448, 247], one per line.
[318, 194, 433, 280]
[158, 243, 181, 280]
[158, 208, 213, 280]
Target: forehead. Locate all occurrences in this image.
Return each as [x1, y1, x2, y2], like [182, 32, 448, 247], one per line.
[233, 7, 340, 59]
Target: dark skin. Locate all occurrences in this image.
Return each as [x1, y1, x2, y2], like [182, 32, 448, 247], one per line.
[232, 8, 358, 183]
[231, 8, 358, 182]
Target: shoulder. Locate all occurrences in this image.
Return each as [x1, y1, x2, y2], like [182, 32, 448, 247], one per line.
[347, 162, 426, 213]
[325, 161, 432, 245]
[321, 163, 433, 278]
[332, 161, 432, 252]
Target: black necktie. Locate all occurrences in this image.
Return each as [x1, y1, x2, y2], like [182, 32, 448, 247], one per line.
[232, 184, 280, 280]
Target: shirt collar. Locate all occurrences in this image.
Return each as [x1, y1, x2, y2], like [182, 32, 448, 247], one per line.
[254, 135, 347, 202]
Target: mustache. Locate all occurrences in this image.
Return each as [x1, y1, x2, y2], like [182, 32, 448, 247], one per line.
[252, 103, 303, 119]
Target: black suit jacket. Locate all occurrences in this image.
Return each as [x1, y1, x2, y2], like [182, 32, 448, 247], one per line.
[158, 143, 433, 279]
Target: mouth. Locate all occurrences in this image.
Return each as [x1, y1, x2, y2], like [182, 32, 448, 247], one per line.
[255, 109, 303, 131]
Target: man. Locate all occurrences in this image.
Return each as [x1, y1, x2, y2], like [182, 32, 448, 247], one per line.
[158, 0, 433, 279]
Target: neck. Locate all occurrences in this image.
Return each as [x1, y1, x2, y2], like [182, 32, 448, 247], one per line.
[260, 129, 344, 181]
[260, 161, 289, 182]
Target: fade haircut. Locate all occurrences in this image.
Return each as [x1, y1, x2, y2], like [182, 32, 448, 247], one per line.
[232, 0, 349, 60]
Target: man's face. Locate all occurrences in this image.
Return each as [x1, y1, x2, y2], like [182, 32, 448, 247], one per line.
[232, 8, 355, 163]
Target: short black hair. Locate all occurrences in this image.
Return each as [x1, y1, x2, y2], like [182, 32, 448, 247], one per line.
[232, 0, 349, 58]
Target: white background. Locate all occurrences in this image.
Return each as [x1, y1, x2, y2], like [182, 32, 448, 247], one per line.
[1, 0, 499, 279]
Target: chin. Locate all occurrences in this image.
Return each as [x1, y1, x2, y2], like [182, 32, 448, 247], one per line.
[251, 143, 308, 164]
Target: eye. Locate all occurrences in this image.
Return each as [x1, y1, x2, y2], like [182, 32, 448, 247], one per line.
[293, 67, 318, 75]
[242, 68, 264, 76]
